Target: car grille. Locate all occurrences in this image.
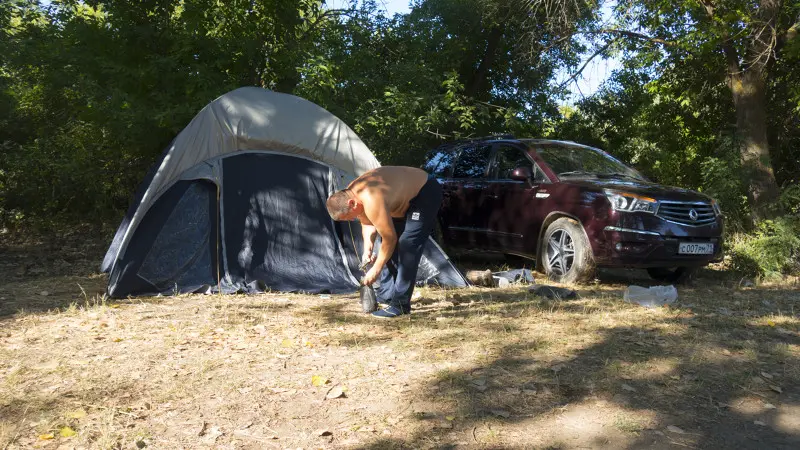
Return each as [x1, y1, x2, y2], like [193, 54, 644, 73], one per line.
[657, 201, 716, 226]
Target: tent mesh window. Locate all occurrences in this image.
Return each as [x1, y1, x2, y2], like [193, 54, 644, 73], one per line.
[138, 182, 215, 290]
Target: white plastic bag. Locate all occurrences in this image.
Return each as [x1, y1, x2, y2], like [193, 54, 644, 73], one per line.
[624, 285, 678, 308]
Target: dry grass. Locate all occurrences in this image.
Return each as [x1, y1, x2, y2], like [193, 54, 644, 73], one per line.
[1, 238, 799, 449]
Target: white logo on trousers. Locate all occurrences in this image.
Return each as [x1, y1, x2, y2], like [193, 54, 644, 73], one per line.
[411, 212, 420, 220]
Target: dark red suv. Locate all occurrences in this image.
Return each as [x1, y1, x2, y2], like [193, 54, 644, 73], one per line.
[423, 137, 724, 283]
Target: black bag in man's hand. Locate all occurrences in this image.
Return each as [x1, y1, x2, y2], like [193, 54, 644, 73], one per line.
[359, 283, 378, 313]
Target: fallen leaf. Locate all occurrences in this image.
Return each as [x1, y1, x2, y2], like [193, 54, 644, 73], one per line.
[445, 415, 455, 421]
[754, 420, 766, 426]
[39, 291, 50, 296]
[316, 429, 332, 437]
[761, 372, 774, 380]
[767, 320, 776, 327]
[59, 427, 77, 438]
[281, 339, 293, 348]
[621, 383, 637, 392]
[325, 385, 346, 399]
[764, 403, 777, 409]
[666, 425, 685, 434]
[112, 337, 123, 342]
[551, 364, 565, 373]
[491, 409, 511, 418]
[39, 433, 55, 440]
[769, 385, 782, 394]
[237, 387, 253, 394]
[311, 375, 330, 387]
[471, 378, 487, 386]
[66, 409, 87, 419]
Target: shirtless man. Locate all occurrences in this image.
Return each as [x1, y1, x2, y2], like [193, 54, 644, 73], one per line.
[326, 166, 443, 318]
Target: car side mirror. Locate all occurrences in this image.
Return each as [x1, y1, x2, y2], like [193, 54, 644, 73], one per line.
[510, 166, 533, 182]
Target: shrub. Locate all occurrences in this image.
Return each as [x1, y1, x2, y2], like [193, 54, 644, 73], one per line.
[728, 215, 800, 279]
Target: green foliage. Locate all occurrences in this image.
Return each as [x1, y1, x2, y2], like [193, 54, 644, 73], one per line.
[0, 0, 343, 227]
[1, 0, 797, 241]
[729, 216, 800, 279]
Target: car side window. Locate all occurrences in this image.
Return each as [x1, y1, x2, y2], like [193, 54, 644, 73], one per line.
[490, 145, 533, 179]
[452, 144, 492, 178]
[423, 148, 457, 177]
[532, 164, 549, 183]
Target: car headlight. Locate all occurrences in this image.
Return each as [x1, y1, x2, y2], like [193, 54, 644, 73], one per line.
[604, 190, 658, 214]
[712, 199, 722, 216]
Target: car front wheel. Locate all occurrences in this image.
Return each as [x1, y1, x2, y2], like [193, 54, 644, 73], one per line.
[541, 218, 595, 284]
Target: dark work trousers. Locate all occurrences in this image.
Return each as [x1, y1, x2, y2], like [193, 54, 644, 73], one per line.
[374, 177, 443, 312]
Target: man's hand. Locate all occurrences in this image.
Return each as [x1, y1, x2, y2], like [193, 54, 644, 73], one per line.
[361, 251, 376, 268]
[362, 266, 381, 286]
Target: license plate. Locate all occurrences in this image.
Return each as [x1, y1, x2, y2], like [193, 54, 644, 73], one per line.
[678, 242, 714, 255]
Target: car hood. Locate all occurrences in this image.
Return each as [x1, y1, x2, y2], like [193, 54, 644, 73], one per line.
[560, 177, 713, 202]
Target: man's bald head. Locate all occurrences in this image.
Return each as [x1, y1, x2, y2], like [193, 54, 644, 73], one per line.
[326, 190, 355, 221]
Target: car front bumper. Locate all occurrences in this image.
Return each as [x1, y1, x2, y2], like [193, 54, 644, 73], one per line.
[594, 226, 724, 268]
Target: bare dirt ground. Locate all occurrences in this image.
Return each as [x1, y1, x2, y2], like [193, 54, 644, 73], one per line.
[1, 230, 799, 449]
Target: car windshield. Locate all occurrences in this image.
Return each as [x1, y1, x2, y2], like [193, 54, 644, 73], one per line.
[530, 143, 644, 180]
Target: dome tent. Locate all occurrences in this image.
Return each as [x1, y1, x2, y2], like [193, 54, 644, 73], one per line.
[101, 87, 467, 297]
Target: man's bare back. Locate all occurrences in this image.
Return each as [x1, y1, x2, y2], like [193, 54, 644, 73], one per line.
[347, 166, 429, 220]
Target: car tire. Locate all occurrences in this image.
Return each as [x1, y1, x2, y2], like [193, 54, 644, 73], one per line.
[646, 267, 696, 284]
[540, 218, 595, 284]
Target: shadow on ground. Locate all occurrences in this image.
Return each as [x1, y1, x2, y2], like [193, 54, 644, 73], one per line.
[311, 278, 800, 449]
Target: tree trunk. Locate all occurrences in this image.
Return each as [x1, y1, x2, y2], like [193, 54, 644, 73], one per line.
[728, 69, 781, 222]
[465, 26, 503, 99]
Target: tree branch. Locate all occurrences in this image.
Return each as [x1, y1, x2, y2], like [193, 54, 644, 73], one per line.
[591, 29, 675, 46]
[559, 38, 618, 89]
[298, 8, 356, 41]
[785, 19, 799, 42]
[695, 0, 741, 74]
[721, 41, 742, 75]
[696, 0, 715, 19]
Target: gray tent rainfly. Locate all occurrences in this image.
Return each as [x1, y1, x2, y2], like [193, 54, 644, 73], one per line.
[101, 87, 468, 297]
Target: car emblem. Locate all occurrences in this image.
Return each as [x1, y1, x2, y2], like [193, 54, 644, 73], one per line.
[689, 209, 698, 221]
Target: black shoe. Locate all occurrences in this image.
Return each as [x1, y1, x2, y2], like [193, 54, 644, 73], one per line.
[372, 305, 410, 319]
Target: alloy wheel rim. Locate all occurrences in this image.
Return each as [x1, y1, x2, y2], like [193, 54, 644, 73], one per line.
[545, 229, 575, 276]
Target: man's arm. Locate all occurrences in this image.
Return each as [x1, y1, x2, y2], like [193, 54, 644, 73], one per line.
[361, 196, 396, 285]
[361, 223, 378, 264]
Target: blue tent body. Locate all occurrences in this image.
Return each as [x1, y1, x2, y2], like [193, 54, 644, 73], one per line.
[101, 88, 468, 297]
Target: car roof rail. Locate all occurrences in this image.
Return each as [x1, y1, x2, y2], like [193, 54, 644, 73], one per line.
[432, 133, 516, 149]
[425, 133, 518, 157]
[455, 133, 516, 143]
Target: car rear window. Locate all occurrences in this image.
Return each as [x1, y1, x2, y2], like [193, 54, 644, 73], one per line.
[423, 149, 458, 177]
[453, 144, 492, 178]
